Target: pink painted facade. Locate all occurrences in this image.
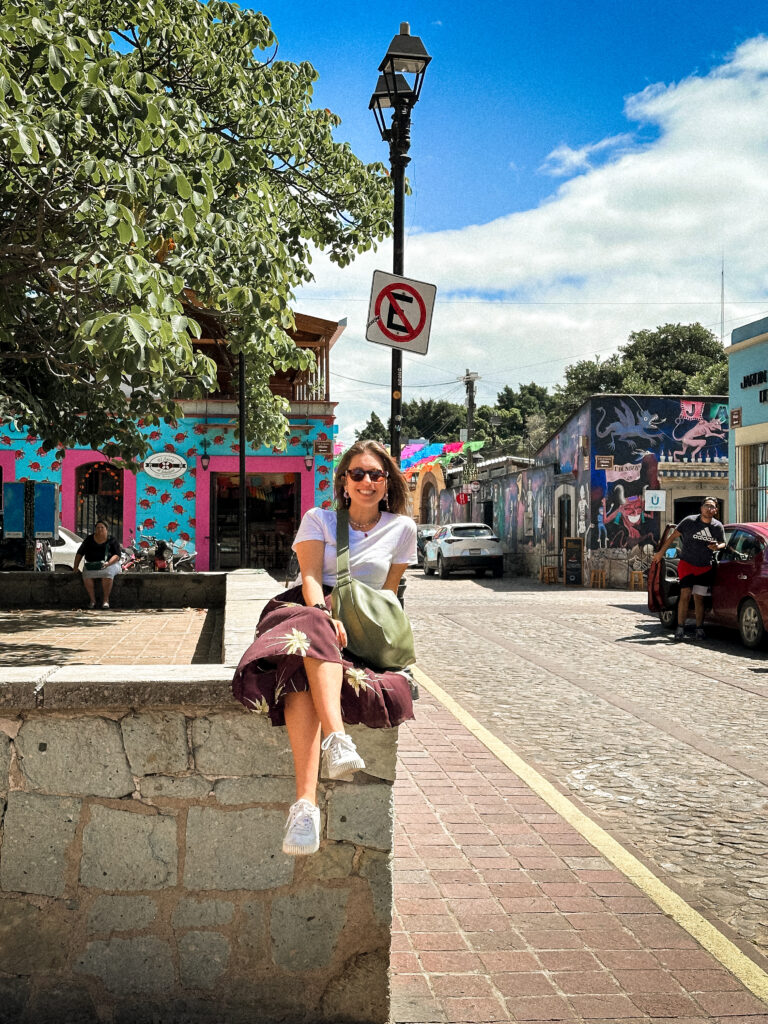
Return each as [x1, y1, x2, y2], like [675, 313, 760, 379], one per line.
[60, 449, 137, 547]
[194, 454, 316, 571]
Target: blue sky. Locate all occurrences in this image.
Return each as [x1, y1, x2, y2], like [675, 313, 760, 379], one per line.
[242, 2, 768, 442]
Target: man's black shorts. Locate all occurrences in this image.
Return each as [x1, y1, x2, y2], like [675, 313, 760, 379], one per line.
[679, 564, 715, 594]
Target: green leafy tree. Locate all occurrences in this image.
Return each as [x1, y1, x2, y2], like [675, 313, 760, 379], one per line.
[525, 411, 552, 453]
[619, 323, 726, 395]
[0, 0, 391, 458]
[687, 360, 729, 395]
[549, 354, 624, 425]
[398, 398, 465, 444]
[355, 411, 388, 444]
[550, 324, 726, 425]
[497, 382, 555, 433]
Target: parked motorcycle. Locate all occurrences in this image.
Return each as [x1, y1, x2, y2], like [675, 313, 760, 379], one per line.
[122, 532, 196, 572]
[121, 533, 156, 572]
[154, 540, 172, 572]
[170, 541, 197, 572]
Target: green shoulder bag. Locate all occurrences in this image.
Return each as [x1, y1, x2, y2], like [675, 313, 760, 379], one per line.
[331, 510, 416, 671]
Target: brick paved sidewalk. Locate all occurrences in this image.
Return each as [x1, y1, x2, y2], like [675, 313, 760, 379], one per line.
[393, 695, 768, 1024]
[0, 608, 222, 665]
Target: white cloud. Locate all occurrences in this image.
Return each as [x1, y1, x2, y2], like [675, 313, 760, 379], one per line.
[539, 134, 636, 177]
[294, 35, 768, 445]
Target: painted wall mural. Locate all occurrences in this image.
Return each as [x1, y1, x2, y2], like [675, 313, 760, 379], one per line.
[538, 406, 588, 479]
[588, 396, 728, 550]
[457, 396, 729, 561]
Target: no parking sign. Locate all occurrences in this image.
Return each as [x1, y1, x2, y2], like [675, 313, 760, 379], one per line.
[366, 270, 436, 356]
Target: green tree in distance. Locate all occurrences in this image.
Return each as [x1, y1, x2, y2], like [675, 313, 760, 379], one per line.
[549, 354, 624, 426]
[354, 411, 388, 444]
[619, 323, 727, 395]
[497, 382, 555, 435]
[399, 398, 465, 444]
[0, 0, 391, 458]
[550, 323, 726, 426]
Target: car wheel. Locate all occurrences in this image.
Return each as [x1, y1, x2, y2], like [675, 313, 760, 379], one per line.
[738, 598, 765, 649]
[474, 568, 486, 578]
[423, 560, 434, 577]
[492, 560, 503, 578]
[658, 607, 676, 630]
[437, 554, 450, 579]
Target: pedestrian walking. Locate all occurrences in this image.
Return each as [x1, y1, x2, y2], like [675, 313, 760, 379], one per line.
[232, 440, 417, 857]
[652, 496, 726, 639]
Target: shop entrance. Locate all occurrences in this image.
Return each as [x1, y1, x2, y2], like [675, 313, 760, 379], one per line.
[211, 473, 298, 571]
[76, 462, 124, 540]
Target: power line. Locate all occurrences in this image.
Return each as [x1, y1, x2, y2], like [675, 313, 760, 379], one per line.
[314, 294, 768, 307]
[330, 371, 457, 388]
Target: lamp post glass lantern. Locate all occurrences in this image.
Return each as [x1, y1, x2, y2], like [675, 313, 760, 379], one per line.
[369, 23, 430, 463]
[199, 438, 211, 472]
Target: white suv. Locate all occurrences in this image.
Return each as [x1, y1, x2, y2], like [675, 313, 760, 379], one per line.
[423, 523, 504, 579]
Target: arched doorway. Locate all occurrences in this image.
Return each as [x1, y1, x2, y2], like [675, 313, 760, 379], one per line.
[420, 481, 437, 524]
[76, 462, 124, 539]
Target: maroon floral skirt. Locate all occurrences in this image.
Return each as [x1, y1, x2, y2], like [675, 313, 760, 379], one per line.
[232, 586, 416, 729]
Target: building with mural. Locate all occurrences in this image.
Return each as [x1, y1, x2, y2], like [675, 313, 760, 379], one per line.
[727, 316, 768, 522]
[423, 394, 729, 585]
[0, 313, 344, 573]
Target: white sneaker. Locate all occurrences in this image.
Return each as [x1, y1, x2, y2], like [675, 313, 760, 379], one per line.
[321, 732, 365, 780]
[282, 799, 320, 856]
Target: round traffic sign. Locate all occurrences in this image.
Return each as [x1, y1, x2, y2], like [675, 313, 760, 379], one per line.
[374, 283, 427, 344]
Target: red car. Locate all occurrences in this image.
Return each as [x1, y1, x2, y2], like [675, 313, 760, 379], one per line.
[649, 522, 768, 648]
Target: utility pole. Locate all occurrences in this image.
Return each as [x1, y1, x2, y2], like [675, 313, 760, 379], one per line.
[459, 369, 480, 444]
[238, 351, 247, 568]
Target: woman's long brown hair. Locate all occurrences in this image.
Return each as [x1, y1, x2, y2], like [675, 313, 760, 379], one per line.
[333, 440, 409, 515]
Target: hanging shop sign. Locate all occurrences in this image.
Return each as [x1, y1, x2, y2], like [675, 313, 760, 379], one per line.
[143, 452, 188, 480]
[313, 440, 333, 456]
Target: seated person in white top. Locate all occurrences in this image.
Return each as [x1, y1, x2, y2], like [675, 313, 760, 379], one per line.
[232, 440, 417, 856]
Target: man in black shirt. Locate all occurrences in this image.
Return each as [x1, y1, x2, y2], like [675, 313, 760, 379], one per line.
[652, 497, 725, 640]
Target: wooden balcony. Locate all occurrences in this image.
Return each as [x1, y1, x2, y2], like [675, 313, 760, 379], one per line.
[187, 310, 344, 403]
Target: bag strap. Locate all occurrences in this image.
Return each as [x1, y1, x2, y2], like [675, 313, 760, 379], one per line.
[335, 509, 352, 585]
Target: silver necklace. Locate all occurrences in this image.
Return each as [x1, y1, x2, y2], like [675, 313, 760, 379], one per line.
[348, 511, 381, 536]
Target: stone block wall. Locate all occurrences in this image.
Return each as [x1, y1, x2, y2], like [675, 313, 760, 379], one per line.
[0, 571, 226, 610]
[0, 667, 396, 1024]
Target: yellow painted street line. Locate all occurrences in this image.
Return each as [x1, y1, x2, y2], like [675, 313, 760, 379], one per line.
[411, 665, 768, 1006]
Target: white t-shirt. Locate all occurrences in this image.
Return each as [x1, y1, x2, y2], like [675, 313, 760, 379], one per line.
[292, 507, 417, 590]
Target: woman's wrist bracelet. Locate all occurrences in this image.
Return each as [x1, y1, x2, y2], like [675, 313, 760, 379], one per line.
[313, 603, 332, 616]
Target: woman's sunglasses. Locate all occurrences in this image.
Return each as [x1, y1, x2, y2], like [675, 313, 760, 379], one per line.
[346, 468, 388, 482]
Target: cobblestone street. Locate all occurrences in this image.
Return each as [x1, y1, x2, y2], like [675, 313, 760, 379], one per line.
[404, 569, 768, 963]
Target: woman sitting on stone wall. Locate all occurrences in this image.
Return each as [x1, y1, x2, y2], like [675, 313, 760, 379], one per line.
[72, 520, 122, 609]
[232, 440, 417, 856]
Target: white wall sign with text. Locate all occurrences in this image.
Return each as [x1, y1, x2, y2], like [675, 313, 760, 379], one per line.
[143, 452, 188, 480]
[644, 489, 666, 512]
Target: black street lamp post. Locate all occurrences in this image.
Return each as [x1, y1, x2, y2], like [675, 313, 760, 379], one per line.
[370, 23, 430, 462]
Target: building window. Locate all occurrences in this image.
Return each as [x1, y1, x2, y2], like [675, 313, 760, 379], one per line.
[734, 443, 768, 522]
